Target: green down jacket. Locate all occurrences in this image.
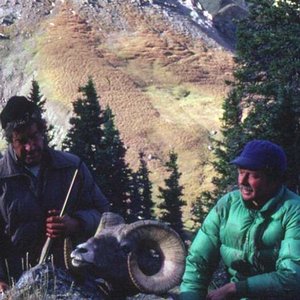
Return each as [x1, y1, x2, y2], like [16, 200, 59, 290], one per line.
[180, 187, 300, 300]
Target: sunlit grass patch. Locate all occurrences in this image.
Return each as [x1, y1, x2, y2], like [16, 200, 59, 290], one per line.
[145, 84, 223, 129]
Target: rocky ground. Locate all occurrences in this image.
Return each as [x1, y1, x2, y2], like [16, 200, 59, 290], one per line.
[1, 262, 179, 299]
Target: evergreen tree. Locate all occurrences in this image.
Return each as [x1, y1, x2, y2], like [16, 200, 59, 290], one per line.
[62, 78, 135, 220]
[127, 172, 143, 223]
[62, 77, 105, 177]
[136, 152, 154, 219]
[190, 191, 212, 231]
[28, 79, 55, 146]
[191, 88, 245, 226]
[28, 79, 46, 113]
[234, 0, 300, 191]
[99, 106, 132, 220]
[127, 152, 154, 222]
[211, 87, 245, 196]
[158, 151, 186, 237]
[193, 0, 300, 224]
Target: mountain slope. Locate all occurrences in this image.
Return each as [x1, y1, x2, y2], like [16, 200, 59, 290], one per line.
[0, 0, 235, 224]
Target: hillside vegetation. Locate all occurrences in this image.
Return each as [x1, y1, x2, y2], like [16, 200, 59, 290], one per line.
[0, 0, 234, 223]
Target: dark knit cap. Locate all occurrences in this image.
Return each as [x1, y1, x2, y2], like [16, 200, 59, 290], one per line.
[230, 139, 287, 174]
[0, 96, 41, 130]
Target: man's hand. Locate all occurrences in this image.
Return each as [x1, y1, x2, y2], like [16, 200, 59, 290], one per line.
[0, 280, 9, 293]
[206, 282, 237, 300]
[46, 210, 82, 239]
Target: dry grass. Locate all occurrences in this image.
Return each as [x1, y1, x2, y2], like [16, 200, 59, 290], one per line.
[26, 1, 234, 224]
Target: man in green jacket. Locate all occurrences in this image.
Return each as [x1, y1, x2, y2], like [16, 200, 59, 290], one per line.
[180, 140, 300, 300]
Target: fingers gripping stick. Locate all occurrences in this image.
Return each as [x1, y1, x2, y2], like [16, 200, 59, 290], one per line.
[38, 160, 82, 264]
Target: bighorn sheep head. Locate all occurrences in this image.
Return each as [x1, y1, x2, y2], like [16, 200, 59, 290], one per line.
[70, 212, 186, 296]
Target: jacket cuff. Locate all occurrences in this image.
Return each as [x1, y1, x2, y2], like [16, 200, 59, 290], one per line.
[235, 280, 249, 298]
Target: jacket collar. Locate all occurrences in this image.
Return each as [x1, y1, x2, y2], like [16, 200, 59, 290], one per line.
[258, 186, 285, 214]
[240, 186, 285, 215]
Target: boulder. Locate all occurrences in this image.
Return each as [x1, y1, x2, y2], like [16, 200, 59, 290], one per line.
[213, 3, 248, 46]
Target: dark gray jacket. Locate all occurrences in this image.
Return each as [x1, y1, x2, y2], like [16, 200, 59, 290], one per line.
[0, 145, 109, 282]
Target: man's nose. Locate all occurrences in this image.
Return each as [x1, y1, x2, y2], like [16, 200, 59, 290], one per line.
[239, 173, 248, 185]
[24, 140, 35, 151]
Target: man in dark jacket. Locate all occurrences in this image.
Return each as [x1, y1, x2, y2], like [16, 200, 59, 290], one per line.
[0, 96, 110, 292]
[180, 140, 300, 300]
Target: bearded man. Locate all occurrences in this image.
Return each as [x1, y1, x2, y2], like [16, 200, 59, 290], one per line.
[0, 96, 109, 292]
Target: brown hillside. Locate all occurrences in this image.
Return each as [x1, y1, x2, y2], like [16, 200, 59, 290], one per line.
[2, 0, 234, 225]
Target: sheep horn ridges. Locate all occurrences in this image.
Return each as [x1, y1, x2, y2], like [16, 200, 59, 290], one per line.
[125, 220, 186, 294]
[94, 212, 125, 236]
[63, 237, 81, 276]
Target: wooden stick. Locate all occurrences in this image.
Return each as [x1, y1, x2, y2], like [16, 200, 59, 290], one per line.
[38, 161, 82, 264]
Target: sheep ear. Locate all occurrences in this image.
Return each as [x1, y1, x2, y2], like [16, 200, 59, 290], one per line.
[94, 212, 125, 236]
[125, 221, 186, 294]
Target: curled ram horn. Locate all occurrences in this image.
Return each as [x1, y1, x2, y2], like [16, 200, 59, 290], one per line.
[124, 220, 186, 294]
[94, 212, 125, 235]
[69, 213, 186, 296]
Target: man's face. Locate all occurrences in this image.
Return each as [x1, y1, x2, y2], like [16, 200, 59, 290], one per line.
[238, 168, 278, 205]
[12, 122, 45, 166]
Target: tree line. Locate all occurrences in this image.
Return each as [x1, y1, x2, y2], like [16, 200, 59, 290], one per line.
[192, 0, 300, 225]
[17, 0, 300, 239]
[27, 77, 187, 239]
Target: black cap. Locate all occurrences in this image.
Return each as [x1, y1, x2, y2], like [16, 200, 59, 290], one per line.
[0, 96, 41, 130]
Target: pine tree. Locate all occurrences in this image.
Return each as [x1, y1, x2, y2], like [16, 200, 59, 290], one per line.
[190, 191, 212, 231]
[234, 0, 300, 191]
[158, 151, 186, 237]
[136, 152, 154, 220]
[127, 172, 143, 223]
[191, 88, 245, 227]
[193, 0, 300, 224]
[28, 79, 46, 113]
[128, 152, 154, 222]
[28, 79, 55, 146]
[99, 106, 132, 219]
[62, 78, 136, 220]
[211, 87, 245, 196]
[62, 77, 105, 178]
